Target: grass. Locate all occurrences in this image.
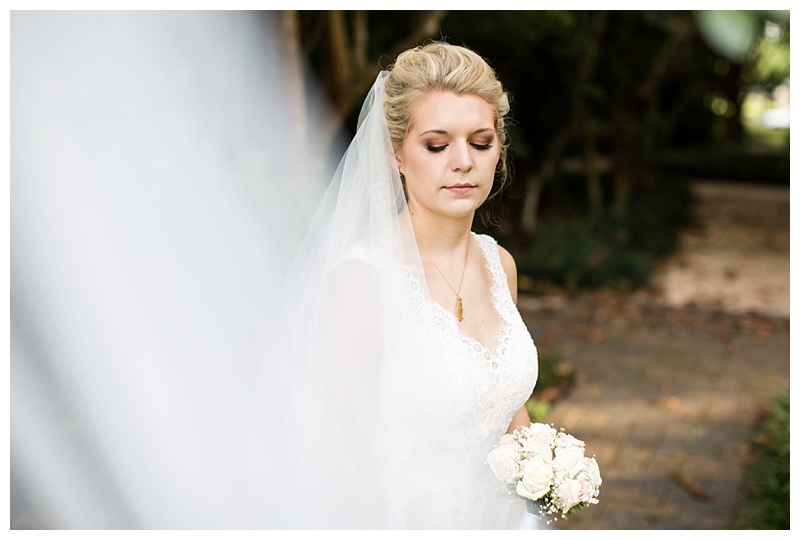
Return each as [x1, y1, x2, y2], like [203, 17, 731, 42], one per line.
[733, 391, 790, 529]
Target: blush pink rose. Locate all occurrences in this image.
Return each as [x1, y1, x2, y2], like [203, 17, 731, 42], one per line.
[557, 477, 593, 511]
[521, 423, 556, 461]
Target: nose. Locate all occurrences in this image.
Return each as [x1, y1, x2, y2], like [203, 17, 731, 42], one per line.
[450, 140, 473, 172]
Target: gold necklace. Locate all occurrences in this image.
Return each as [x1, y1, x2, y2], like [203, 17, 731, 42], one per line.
[427, 241, 469, 322]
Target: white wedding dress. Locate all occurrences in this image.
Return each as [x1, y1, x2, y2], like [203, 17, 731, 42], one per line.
[340, 232, 539, 528]
[244, 70, 540, 530]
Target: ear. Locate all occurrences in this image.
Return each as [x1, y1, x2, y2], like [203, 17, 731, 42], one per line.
[394, 146, 403, 174]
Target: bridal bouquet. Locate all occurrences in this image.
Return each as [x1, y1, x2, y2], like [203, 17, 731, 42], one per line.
[487, 423, 601, 522]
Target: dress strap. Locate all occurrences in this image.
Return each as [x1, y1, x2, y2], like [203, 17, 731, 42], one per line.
[471, 233, 507, 288]
[471, 232, 518, 321]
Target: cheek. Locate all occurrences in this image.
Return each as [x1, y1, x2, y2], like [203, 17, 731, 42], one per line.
[488, 149, 502, 170]
[405, 151, 443, 181]
[480, 153, 501, 183]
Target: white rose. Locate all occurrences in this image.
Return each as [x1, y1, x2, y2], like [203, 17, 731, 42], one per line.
[553, 444, 585, 475]
[515, 455, 554, 501]
[521, 423, 556, 461]
[525, 423, 558, 440]
[583, 457, 602, 487]
[487, 442, 521, 484]
[556, 432, 585, 450]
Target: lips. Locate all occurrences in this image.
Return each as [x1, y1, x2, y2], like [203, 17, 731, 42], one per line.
[444, 183, 476, 193]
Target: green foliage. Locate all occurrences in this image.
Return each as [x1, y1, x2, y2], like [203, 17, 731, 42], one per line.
[517, 222, 652, 293]
[525, 398, 551, 424]
[751, 30, 790, 85]
[513, 177, 694, 294]
[696, 10, 789, 77]
[525, 352, 574, 423]
[734, 391, 790, 530]
[534, 352, 569, 392]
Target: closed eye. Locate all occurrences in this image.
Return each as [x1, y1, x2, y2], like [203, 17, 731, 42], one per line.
[426, 145, 447, 153]
[471, 143, 493, 151]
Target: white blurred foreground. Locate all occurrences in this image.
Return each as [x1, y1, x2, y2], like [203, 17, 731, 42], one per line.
[11, 11, 337, 528]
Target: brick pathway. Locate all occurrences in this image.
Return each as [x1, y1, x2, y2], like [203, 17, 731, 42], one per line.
[520, 297, 789, 530]
[517, 179, 790, 530]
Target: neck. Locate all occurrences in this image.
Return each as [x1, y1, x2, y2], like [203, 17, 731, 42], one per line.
[409, 203, 474, 258]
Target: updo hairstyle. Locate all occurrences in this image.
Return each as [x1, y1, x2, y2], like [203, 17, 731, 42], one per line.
[383, 42, 511, 205]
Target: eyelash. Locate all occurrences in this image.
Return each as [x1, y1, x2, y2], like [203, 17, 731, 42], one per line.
[426, 143, 493, 153]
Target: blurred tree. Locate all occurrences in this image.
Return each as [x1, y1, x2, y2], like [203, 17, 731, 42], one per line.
[285, 10, 788, 236]
[442, 10, 788, 230]
[275, 12, 308, 148]
[279, 10, 446, 147]
[441, 11, 607, 230]
[599, 11, 694, 212]
[749, 20, 790, 87]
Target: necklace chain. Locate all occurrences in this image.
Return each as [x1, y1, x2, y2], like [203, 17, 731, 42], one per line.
[427, 241, 469, 322]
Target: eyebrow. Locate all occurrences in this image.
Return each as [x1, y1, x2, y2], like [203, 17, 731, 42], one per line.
[417, 127, 496, 137]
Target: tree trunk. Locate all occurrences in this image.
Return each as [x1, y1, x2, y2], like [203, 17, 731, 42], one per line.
[312, 10, 448, 144]
[326, 10, 352, 112]
[583, 113, 603, 216]
[521, 125, 571, 233]
[278, 11, 307, 148]
[610, 14, 688, 212]
[579, 11, 607, 217]
[611, 96, 636, 212]
[520, 11, 607, 232]
[520, 174, 544, 232]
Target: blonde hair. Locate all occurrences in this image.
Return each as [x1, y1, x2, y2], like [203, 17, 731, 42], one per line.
[383, 42, 511, 209]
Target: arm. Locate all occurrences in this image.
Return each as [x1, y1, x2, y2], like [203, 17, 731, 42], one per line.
[321, 260, 383, 466]
[498, 244, 532, 433]
[507, 404, 532, 434]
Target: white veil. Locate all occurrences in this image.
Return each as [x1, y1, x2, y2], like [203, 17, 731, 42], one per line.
[10, 10, 352, 529]
[11, 10, 428, 528]
[245, 70, 426, 528]
[11, 11, 527, 529]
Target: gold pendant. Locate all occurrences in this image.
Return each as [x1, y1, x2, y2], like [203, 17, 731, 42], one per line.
[456, 295, 463, 322]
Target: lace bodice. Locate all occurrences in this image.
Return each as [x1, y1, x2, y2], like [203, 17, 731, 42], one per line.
[373, 233, 538, 528]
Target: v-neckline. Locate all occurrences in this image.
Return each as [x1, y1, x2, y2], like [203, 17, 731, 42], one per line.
[428, 233, 509, 358]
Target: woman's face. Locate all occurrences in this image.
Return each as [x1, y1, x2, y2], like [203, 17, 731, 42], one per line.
[395, 91, 500, 221]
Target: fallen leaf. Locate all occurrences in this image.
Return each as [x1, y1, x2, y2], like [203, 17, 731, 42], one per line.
[670, 471, 713, 501]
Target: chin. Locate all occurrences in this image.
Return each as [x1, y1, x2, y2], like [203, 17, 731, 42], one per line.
[439, 201, 485, 220]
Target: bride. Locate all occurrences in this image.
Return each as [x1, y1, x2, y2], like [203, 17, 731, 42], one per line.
[250, 41, 539, 529]
[11, 12, 535, 529]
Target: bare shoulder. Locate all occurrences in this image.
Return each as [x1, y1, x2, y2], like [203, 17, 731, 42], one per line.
[496, 244, 517, 276]
[496, 243, 518, 304]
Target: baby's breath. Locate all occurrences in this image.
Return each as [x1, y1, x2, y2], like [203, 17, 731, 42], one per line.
[486, 422, 603, 524]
